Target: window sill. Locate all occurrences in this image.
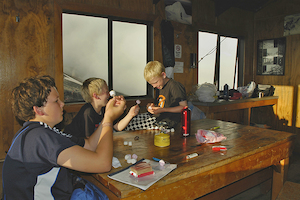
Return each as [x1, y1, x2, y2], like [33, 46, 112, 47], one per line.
[64, 98, 154, 113]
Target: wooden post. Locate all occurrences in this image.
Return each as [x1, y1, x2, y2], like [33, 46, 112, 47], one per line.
[244, 108, 251, 125]
[272, 158, 290, 200]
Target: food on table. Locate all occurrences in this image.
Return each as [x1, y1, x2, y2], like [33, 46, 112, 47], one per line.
[130, 161, 154, 178]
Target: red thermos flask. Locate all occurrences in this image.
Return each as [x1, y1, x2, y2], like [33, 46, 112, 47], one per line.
[181, 106, 191, 137]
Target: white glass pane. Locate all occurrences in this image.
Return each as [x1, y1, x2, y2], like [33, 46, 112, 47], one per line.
[63, 13, 108, 102]
[113, 21, 147, 96]
[219, 37, 238, 90]
[198, 32, 217, 85]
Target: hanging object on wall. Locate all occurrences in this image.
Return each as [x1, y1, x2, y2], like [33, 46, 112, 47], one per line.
[190, 53, 197, 68]
[161, 20, 175, 78]
[284, 13, 300, 36]
[165, 67, 174, 79]
[257, 38, 286, 75]
[16, 14, 20, 22]
[164, 0, 192, 25]
[174, 61, 184, 74]
[174, 44, 182, 58]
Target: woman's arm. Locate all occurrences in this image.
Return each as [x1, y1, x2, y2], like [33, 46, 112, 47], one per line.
[57, 97, 126, 173]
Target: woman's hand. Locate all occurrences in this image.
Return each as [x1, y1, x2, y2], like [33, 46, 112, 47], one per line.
[104, 96, 126, 122]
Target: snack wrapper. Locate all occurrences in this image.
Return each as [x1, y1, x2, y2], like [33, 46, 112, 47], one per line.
[195, 129, 227, 143]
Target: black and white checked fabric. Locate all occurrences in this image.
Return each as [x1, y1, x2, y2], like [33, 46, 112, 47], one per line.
[125, 113, 157, 131]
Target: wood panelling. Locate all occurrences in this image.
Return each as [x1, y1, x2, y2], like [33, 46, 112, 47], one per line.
[173, 22, 197, 95]
[0, 0, 55, 159]
[252, 0, 300, 152]
[251, 0, 300, 153]
[1, 0, 300, 159]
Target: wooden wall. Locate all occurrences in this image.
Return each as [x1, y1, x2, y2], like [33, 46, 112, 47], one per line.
[0, 0, 56, 159]
[252, 0, 300, 152]
[1, 0, 299, 159]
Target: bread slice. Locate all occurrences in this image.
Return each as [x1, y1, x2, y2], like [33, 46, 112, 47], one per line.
[130, 162, 154, 178]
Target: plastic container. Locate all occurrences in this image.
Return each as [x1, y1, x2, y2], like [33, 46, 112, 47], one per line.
[154, 133, 170, 147]
[181, 106, 191, 137]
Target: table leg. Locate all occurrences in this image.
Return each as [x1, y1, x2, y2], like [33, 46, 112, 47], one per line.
[206, 112, 214, 120]
[244, 108, 251, 125]
[271, 157, 290, 200]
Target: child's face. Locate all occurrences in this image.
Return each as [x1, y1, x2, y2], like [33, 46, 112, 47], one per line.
[40, 87, 64, 127]
[98, 84, 109, 106]
[148, 72, 166, 90]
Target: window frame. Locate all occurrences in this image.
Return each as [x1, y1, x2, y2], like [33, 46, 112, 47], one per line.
[109, 17, 154, 99]
[197, 30, 244, 90]
[54, 2, 157, 109]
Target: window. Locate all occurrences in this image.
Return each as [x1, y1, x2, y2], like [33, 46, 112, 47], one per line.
[198, 31, 240, 91]
[63, 13, 153, 103]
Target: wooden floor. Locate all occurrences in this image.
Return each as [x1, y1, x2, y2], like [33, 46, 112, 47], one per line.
[0, 153, 299, 199]
[276, 181, 300, 200]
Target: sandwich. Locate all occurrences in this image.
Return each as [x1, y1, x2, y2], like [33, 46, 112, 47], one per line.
[129, 161, 154, 178]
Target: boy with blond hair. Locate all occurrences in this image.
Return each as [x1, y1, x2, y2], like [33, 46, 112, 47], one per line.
[3, 75, 126, 199]
[125, 61, 187, 130]
[64, 77, 139, 138]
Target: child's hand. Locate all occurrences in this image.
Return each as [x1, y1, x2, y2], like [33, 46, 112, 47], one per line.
[150, 106, 163, 115]
[104, 97, 126, 121]
[129, 105, 140, 117]
[147, 103, 163, 114]
[146, 103, 155, 114]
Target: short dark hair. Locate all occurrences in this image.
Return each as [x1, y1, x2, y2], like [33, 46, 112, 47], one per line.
[11, 75, 56, 122]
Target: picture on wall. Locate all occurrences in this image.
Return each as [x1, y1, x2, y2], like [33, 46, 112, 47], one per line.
[284, 13, 300, 36]
[164, 0, 192, 25]
[257, 38, 286, 75]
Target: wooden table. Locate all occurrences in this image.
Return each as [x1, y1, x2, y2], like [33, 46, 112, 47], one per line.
[191, 96, 278, 125]
[83, 119, 295, 200]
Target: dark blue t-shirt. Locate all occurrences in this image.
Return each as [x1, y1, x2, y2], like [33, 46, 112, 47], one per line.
[64, 103, 105, 138]
[3, 121, 78, 200]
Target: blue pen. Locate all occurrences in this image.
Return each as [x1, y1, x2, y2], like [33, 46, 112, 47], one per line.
[152, 157, 160, 162]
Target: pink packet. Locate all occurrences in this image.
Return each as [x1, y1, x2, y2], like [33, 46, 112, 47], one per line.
[195, 129, 227, 144]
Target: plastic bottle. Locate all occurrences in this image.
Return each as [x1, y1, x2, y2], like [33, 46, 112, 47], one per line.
[181, 106, 191, 137]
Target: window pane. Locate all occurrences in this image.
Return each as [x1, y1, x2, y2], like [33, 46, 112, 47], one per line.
[198, 32, 217, 85]
[113, 21, 147, 96]
[198, 31, 239, 91]
[63, 13, 108, 102]
[219, 37, 238, 90]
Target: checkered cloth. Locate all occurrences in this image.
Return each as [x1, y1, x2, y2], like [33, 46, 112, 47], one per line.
[125, 113, 157, 131]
